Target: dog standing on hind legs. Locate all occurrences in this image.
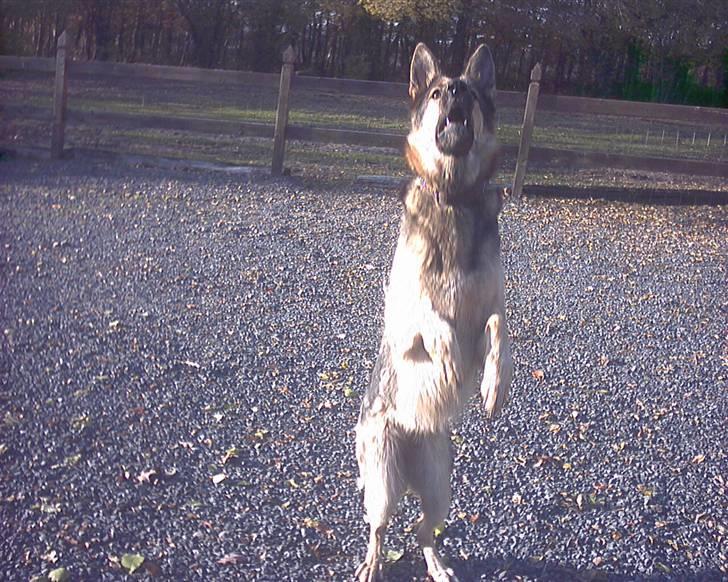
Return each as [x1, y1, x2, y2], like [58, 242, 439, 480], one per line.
[354, 43, 513, 581]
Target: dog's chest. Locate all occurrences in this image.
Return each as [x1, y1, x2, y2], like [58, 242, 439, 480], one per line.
[411, 204, 495, 317]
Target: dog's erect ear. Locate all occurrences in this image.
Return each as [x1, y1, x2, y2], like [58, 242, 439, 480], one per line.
[409, 43, 440, 101]
[463, 44, 496, 101]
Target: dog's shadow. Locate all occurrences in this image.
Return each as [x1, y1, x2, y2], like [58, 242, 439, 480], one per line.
[388, 552, 723, 581]
[448, 555, 620, 581]
[385, 555, 601, 581]
[384, 552, 629, 581]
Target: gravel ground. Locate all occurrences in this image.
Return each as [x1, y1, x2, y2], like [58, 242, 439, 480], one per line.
[0, 159, 726, 581]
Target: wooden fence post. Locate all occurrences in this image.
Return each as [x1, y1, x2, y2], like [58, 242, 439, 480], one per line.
[51, 30, 69, 159]
[271, 45, 296, 176]
[512, 63, 542, 198]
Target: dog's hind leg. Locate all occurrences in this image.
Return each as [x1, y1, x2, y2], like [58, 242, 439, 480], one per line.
[406, 432, 458, 582]
[355, 417, 406, 582]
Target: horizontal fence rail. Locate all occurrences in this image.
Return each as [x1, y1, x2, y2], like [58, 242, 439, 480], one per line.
[0, 55, 55, 72]
[537, 94, 728, 127]
[1, 46, 727, 187]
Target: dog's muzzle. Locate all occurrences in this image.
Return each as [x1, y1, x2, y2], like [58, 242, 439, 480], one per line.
[435, 81, 474, 157]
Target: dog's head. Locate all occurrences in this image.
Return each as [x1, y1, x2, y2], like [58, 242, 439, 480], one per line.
[405, 43, 498, 203]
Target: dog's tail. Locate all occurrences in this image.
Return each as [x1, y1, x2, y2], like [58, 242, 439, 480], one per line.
[481, 313, 512, 417]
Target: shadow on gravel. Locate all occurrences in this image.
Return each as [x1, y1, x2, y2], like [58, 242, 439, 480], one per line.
[453, 556, 630, 581]
[524, 184, 728, 205]
[383, 551, 725, 581]
[453, 556, 724, 581]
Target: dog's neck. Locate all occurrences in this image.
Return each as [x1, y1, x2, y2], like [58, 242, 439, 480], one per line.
[413, 175, 501, 216]
[415, 176, 480, 206]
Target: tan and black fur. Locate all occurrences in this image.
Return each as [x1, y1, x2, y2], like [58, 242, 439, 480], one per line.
[355, 43, 513, 581]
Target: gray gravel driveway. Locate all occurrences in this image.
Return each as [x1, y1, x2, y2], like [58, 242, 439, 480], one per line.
[0, 159, 726, 580]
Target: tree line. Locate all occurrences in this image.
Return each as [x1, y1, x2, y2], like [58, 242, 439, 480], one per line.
[2, 0, 726, 106]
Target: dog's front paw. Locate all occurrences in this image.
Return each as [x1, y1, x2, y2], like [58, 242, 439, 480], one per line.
[480, 314, 512, 418]
[481, 355, 509, 417]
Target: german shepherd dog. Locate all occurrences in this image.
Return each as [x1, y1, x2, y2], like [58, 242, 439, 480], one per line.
[355, 43, 513, 581]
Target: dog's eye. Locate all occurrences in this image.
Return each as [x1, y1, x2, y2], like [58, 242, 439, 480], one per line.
[431, 89, 441, 100]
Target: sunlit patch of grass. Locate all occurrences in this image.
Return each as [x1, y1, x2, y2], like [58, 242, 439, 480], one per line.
[3, 70, 726, 174]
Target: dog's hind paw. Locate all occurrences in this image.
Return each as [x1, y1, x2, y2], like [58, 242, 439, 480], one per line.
[355, 558, 382, 582]
[426, 561, 459, 582]
[423, 547, 459, 582]
[429, 569, 459, 582]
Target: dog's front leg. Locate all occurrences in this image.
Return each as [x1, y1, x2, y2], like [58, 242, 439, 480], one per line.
[480, 313, 512, 417]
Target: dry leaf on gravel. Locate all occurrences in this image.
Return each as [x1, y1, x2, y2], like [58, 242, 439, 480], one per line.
[217, 553, 244, 566]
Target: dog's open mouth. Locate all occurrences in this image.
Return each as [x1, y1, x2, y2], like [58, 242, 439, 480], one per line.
[436, 106, 473, 157]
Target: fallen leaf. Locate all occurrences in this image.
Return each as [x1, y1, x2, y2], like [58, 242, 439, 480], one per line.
[41, 549, 59, 564]
[64, 454, 82, 467]
[254, 428, 269, 440]
[217, 553, 244, 566]
[222, 446, 240, 465]
[637, 484, 654, 497]
[48, 567, 70, 582]
[691, 454, 705, 464]
[303, 517, 334, 538]
[137, 469, 158, 484]
[70, 414, 91, 432]
[533, 456, 548, 468]
[121, 553, 145, 574]
[532, 369, 545, 382]
[385, 548, 404, 563]
[39, 501, 61, 514]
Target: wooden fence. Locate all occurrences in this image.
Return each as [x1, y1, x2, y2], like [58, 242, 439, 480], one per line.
[2, 35, 728, 193]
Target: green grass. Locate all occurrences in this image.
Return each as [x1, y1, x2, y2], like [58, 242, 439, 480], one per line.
[2, 70, 726, 179]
